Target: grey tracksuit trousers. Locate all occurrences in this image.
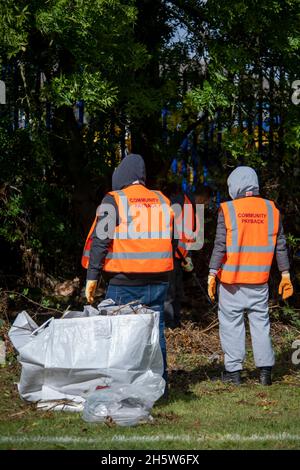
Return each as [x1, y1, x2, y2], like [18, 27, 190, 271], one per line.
[218, 282, 275, 372]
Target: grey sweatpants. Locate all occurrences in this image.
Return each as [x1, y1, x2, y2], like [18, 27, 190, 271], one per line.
[218, 282, 275, 372]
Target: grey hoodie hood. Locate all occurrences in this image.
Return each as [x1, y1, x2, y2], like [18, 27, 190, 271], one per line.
[227, 166, 259, 200]
[112, 154, 146, 191]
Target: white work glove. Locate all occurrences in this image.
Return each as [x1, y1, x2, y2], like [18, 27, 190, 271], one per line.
[182, 256, 194, 272]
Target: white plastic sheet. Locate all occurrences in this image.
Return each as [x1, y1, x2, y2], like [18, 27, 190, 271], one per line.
[9, 301, 165, 416]
[83, 374, 164, 426]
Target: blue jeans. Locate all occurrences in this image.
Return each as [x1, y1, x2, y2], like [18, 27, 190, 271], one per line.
[105, 283, 169, 381]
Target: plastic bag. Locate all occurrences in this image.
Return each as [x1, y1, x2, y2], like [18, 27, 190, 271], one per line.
[9, 302, 164, 408]
[83, 373, 165, 426]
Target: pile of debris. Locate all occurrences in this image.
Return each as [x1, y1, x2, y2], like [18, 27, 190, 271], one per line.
[166, 320, 221, 357]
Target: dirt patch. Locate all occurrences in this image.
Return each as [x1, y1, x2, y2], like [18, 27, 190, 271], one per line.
[153, 411, 180, 423]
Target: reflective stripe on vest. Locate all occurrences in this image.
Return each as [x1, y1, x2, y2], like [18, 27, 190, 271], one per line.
[111, 189, 171, 239]
[103, 185, 174, 273]
[225, 199, 275, 253]
[106, 251, 172, 260]
[218, 197, 279, 284]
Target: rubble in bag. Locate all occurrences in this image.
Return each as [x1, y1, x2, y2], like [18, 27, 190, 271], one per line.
[97, 299, 151, 316]
[37, 400, 84, 412]
[62, 304, 99, 318]
[8, 303, 165, 422]
[62, 299, 153, 318]
[83, 374, 165, 426]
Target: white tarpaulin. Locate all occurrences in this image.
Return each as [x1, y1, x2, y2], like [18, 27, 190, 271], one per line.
[8, 301, 165, 414]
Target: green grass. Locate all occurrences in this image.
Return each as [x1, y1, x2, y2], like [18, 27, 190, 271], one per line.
[1, 355, 300, 450]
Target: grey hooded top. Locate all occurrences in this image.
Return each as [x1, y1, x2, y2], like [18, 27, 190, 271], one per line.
[209, 166, 290, 276]
[227, 166, 260, 199]
[87, 154, 171, 284]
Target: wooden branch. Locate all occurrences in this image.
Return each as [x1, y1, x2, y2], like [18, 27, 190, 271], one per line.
[2, 290, 64, 315]
[199, 320, 219, 334]
[182, 111, 208, 139]
[18, 61, 31, 112]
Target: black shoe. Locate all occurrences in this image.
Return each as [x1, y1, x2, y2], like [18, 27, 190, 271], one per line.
[220, 370, 242, 385]
[259, 367, 272, 386]
[161, 383, 169, 401]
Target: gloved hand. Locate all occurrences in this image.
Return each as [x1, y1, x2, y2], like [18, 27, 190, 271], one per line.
[85, 280, 98, 304]
[182, 256, 194, 272]
[208, 274, 216, 302]
[278, 272, 293, 300]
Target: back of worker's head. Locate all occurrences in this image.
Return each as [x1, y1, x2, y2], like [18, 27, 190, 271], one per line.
[227, 166, 259, 200]
[112, 154, 146, 190]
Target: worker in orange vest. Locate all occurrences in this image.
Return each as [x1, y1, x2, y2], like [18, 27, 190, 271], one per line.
[83, 154, 174, 395]
[164, 183, 211, 328]
[163, 182, 193, 328]
[208, 166, 293, 385]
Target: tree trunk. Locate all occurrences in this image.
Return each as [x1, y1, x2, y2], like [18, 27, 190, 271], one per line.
[269, 66, 274, 157]
[51, 106, 97, 236]
[130, 0, 168, 182]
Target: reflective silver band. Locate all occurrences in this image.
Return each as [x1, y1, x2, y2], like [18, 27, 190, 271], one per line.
[106, 251, 172, 260]
[112, 189, 171, 239]
[114, 231, 171, 239]
[227, 245, 274, 253]
[221, 264, 271, 272]
[224, 200, 275, 254]
[227, 200, 238, 247]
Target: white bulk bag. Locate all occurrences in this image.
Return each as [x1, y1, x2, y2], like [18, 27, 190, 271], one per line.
[9, 305, 164, 405]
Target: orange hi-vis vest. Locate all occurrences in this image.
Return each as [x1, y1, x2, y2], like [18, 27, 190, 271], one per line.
[175, 194, 197, 260]
[218, 197, 279, 284]
[81, 216, 98, 269]
[82, 184, 174, 274]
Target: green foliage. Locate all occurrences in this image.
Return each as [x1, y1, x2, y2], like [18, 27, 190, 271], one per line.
[281, 305, 300, 330]
[0, 1, 30, 58]
[272, 305, 300, 330]
[0, 0, 152, 282]
[221, 130, 266, 168]
[0, 124, 76, 278]
[184, 74, 231, 118]
[50, 70, 117, 113]
[284, 123, 300, 151]
[125, 85, 164, 119]
[285, 234, 300, 249]
[0, 0, 300, 289]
